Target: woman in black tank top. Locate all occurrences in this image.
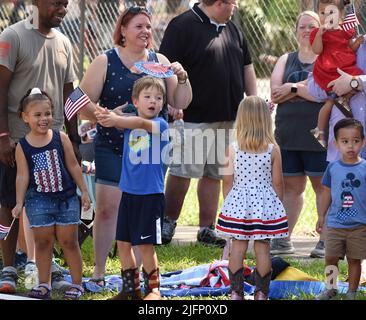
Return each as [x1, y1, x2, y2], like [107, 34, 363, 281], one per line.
[270, 11, 328, 258]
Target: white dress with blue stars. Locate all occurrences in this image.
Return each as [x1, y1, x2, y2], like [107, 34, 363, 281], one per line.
[216, 142, 289, 240]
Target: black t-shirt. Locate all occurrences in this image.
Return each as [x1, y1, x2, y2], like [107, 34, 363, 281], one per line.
[159, 3, 252, 123]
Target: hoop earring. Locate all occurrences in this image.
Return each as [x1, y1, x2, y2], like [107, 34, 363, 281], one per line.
[121, 35, 126, 47]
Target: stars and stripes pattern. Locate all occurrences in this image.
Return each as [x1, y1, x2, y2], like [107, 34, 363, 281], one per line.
[32, 149, 63, 193]
[341, 12, 360, 31]
[64, 87, 90, 121]
[0, 223, 11, 240]
[216, 214, 289, 238]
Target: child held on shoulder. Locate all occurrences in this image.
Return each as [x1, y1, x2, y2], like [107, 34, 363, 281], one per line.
[310, 0, 364, 148]
[215, 96, 289, 300]
[11, 88, 91, 300]
[316, 118, 366, 300]
[95, 76, 169, 300]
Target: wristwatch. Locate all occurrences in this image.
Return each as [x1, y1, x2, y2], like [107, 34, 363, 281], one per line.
[291, 83, 298, 93]
[350, 76, 359, 91]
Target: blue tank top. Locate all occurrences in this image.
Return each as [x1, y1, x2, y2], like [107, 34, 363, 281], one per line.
[96, 48, 161, 155]
[19, 130, 76, 198]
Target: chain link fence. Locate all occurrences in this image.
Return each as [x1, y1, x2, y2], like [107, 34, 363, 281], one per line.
[1, 0, 366, 235]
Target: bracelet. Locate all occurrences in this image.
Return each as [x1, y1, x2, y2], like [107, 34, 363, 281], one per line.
[0, 132, 10, 138]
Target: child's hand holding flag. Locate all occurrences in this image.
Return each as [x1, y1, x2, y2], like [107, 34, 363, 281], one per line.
[0, 218, 16, 241]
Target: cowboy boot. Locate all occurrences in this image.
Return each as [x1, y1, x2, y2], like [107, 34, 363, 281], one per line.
[229, 267, 244, 300]
[254, 269, 272, 300]
[109, 268, 142, 300]
[143, 268, 161, 300]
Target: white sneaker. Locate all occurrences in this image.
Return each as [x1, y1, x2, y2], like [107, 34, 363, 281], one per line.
[24, 262, 38, 289]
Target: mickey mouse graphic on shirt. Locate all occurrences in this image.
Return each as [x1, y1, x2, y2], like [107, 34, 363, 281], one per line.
[337, 173, 360, 221]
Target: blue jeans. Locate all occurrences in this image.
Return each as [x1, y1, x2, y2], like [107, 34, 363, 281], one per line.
[25, 190, 80, 228]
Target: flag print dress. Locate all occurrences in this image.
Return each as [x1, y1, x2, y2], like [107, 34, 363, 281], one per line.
[216, 143, 289, 240]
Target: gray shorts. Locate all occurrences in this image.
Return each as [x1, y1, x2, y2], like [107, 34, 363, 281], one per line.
[169, 121, 234, 180]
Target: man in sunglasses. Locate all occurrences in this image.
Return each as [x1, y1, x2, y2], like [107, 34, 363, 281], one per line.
[160, 0, 257, 247]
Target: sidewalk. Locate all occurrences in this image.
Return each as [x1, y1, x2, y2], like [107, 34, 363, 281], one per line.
[173, 226, 320, 259]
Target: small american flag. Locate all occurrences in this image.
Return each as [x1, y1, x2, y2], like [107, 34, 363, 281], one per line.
[341, 12, 360, 32]
[64, 87, 90, 121]
[0, 219, 15, 240]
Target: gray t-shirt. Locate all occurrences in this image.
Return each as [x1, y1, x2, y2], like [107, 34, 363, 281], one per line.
[322, 159, 366, 228]
[0, 19, 76, 141]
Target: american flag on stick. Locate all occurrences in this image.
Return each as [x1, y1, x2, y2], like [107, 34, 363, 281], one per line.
[341, 7, 360, 32]
[64, 87, 90, 121]
[0, 218, 16, 240]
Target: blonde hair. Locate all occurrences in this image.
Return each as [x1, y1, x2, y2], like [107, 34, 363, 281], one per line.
[234, 96, 277, 152]
[295, 10, 320, 32]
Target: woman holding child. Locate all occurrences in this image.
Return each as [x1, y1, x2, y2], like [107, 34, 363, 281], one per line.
[79, 6, 192, 288]
[270, 11, 327, 257]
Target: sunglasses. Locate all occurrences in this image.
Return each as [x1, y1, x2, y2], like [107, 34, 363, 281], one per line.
[121, 6, 151, 20]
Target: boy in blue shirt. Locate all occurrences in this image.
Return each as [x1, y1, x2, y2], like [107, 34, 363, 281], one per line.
[95, 76, 169, 300]
[316, 118, 366, 300]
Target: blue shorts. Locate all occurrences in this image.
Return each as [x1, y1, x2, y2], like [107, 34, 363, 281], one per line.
[25, 190, 80, 228]
[94, 137, 122, 187]
[0, 162, 16, 208]
[281, 150, 328, 177]
[116, 193, 165, 246]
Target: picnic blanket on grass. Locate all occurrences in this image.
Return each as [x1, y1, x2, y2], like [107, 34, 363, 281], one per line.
[68, 260, 365, 299]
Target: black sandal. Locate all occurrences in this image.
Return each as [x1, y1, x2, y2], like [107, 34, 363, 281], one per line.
[88, 277, 105, 287]
[83, 277, 106, 292]
[28, 283, 51, 300]
[64, 284, 84, 300]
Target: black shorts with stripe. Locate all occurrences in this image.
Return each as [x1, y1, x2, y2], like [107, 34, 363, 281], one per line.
[116, 192, 165, 246]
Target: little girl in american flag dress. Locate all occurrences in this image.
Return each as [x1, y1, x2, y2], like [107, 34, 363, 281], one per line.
[215, 96, 288, 301]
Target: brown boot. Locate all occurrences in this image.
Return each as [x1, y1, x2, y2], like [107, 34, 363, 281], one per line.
[109, 268, 142, 300]
[254, 269, 272, 300]
[229, 268, 244, 300]
[143, 268, 161, 300]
